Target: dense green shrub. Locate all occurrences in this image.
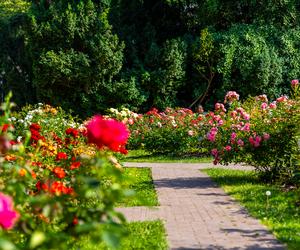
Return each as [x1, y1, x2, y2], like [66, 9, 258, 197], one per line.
[2, 0, 300, 114]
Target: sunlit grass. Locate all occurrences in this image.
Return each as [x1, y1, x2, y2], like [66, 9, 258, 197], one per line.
[72, 220, 168, 250]
[119, 167, 158, 207]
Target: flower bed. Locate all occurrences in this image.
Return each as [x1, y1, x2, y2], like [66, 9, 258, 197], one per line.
[108, 107, 208, 155]
[0, 97, 130, 249]
[109, 80, 299, 185]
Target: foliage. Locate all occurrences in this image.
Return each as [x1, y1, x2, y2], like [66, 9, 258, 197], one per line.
[2, 0, 300, 114]
[204, 168, 300, 250]
[25, 0, 124, 116]
[0, 96, 132, 250]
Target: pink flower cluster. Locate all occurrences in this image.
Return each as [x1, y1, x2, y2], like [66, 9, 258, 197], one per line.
[86, 115, 129, 154]
[291, 79, 299, 89]
[224, 91, 239, 104]
[207, 127, 218, 142]
[0, 192, 19, 230]
[248, 133, 270, 147]
[214, 103, 226, 113]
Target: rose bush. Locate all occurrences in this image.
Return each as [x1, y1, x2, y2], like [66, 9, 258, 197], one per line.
[205, 81, 300, 185]
[0, 94, 130, 250]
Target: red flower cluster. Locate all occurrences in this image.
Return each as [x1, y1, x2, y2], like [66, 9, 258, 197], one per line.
[70, 161, 81, 170]
[30, 123, 45, 142]
[66, 128, 79, 138]
[36, 181, 73, 195]
[1, 124, 12, 133]
[56, 152, 68, 161]
[86, 116, 129, 153]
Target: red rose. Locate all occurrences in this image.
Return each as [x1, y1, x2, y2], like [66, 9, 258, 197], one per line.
[56, 152, 68, 161]
[30, 123, 41, 131]
[66, 128, 79, 138]
[70, 161, 81, 170]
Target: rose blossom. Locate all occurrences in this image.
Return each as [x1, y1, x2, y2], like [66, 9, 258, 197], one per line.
[263, 133, 270, 140]
[242, 113, 250, 120]
[231, 132, 237, 141]
[269, 102, 277, 109]
[0, 193, 19, 230]
[291, 79, 299, 88]
[276, 96, 288, 103]
[224, 145, 232, 151]
[215, 103, 226, 112]
[211, 148, 218, 157]
[224, 91, 240, 104]
[86, 115, 129, 153]
[241, 123, 250, 132]
[261, 103, 268, 110]
[53, 167, 66, 179]
[207, 127, 218, 142]
[237, 139, 244, 147]
[187, 130, 194, 136]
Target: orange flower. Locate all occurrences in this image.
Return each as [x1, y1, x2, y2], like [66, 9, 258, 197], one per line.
[53, 167, 66, 179]
[31, 171, 37, 179]
[4, 155, 16, 161]
[19, 169, 27, 177]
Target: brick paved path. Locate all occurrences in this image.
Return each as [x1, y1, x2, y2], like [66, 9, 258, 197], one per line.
[118, 162, 286, 250]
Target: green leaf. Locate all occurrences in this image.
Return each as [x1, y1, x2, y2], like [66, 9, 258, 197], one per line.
[29, 231, 46, 249]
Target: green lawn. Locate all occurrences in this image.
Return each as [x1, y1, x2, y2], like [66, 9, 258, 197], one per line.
[204, 168, 300, 250]
[72, 220, 168, 250]
[119, 167, 158, 207]
[119, 149, 212, 163]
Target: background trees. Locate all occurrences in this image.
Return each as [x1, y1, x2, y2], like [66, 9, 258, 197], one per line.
[1, 0, 300, 115]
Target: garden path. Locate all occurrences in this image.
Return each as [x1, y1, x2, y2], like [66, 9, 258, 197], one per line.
[118, 162, 286, 250]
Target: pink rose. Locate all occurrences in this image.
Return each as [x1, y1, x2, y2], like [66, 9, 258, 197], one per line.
[231, 132, 237, 141]
[269, 102, 277, 109]
[276, 96, 288, 103]
[211, 148, 218, 157]
[0, 193, 19, 230]
[291, 79, 299, 88]
[224, 145, 232, 151]
[261, 103, 268, 110]
[224, 91, 240, 103]
[128, 118, 134, 125]
[237, 139, 244, 147]
[242, 123, 250, 132]
[263, 133, 270, 140]
[242, 113, 250, 120]
[86, 115, 129, 153]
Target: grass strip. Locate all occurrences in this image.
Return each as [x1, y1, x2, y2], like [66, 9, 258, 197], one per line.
[119, 149, 212, 163]
[72, 220, 168, 250]
[118, 167, 158, 207]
